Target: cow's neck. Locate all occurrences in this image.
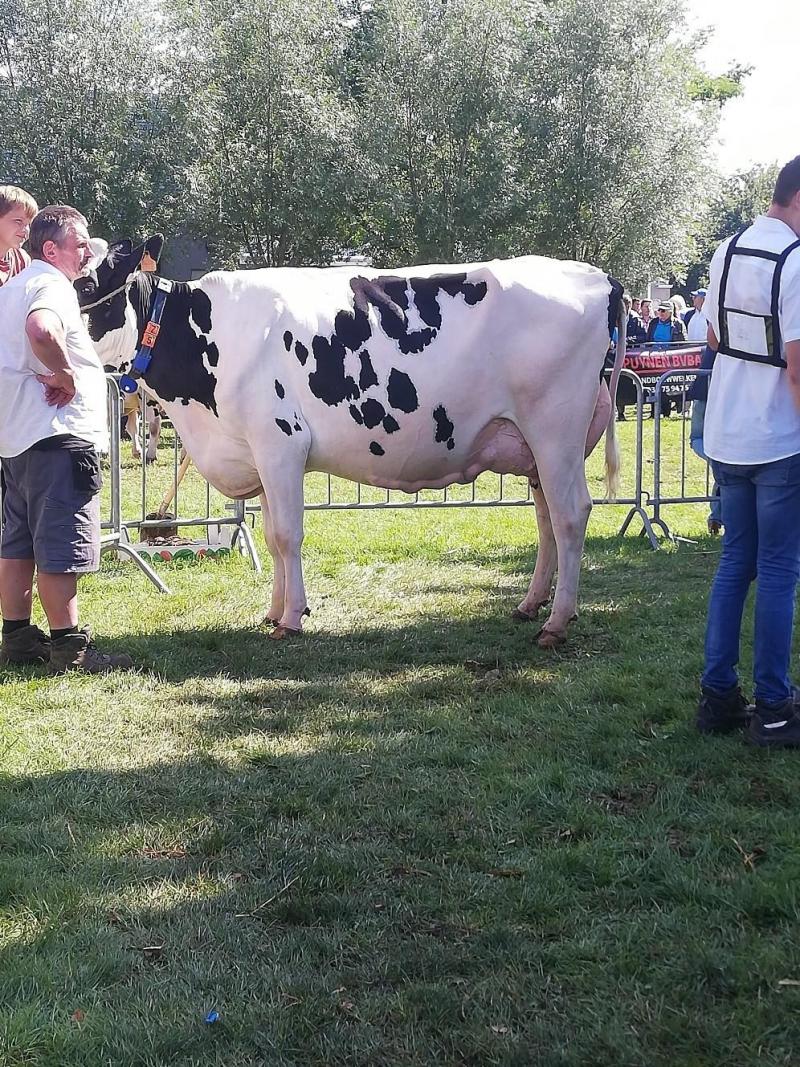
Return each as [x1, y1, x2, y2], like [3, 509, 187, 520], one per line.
[129, 273, 219, 419]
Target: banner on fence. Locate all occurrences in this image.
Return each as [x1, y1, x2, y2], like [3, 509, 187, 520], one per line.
[622, 346, 703, 397]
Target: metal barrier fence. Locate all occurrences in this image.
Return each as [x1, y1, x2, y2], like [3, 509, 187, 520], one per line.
[237, 368, 661, 543]
[650, 367, 715, 543]
[106, 365, 719, 589]
[2, 367, 715, 594]
[103, 378, 261, 593]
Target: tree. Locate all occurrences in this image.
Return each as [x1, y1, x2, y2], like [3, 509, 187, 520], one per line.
[0, 0, 191, 238]
[507, 0, 724, 289]
[347, 0, 527, 264]
[682, 163, 779, 295]
[172, 0, 360, 267]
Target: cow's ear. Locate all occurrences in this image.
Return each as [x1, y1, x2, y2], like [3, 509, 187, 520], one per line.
[107, 239, 134, 265]
[145, 233, 164, 264]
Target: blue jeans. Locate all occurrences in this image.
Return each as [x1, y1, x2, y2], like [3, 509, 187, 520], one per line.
[703, 453, 800, 706]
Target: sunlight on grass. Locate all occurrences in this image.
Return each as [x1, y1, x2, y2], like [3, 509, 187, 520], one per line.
[4, 426, 796, 1066]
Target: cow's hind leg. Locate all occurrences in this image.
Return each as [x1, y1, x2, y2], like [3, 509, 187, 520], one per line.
[534, 452, 592, 647]
[513, 484, 557, 622]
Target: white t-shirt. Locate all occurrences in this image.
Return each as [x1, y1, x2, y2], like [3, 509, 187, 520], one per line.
[704, 215, 800, 464]
[686, 306, 708, 342]
[0, 261, 109, 458]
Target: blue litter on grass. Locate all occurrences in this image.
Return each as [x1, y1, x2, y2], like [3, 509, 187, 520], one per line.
[204, 1010, 220, 1025]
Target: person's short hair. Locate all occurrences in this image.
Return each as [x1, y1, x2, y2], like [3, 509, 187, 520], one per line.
[28, 205, 87, 259]
[0, 185, 38, 220]
[773, 156, 800, 207]
[622, 294, 632, 308]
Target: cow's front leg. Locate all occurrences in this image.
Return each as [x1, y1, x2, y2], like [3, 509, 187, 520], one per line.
[513, 483, 556, 622]
[255, 450, 308, 639]
[126, 407, 141, 461]
[259, 492, 286, 626]
[145, 401, 161, 464]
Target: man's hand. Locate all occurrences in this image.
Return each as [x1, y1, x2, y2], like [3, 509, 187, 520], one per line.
[26, 309, 76, 407]
[35, 368, 76, 408]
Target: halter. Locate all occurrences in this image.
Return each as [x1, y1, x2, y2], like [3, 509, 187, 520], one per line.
[118, 277, 174, 394]
[79, 279, 133, 312]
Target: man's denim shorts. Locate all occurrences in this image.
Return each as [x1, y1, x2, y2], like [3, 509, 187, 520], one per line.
[0, 437, 102, 574]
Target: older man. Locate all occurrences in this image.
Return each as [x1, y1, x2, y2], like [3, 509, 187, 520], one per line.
[0, 205, 132, 672]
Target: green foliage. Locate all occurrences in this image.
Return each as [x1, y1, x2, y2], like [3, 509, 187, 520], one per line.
[683, 164, 779, 294]
[509, 0, 712, 286]
[0, 0, 193, 238]
[1, 0, 744, 281]
[173, 0, 361, 266]
[687, 63, 750, 105]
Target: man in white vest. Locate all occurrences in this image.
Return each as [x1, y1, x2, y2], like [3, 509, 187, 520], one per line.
[697, 155, 800, 746]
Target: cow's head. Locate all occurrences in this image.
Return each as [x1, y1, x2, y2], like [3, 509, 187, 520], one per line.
[75, 234, 164, 370]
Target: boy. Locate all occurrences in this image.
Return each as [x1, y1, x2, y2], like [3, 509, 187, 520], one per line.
[0, 185, 38, 286]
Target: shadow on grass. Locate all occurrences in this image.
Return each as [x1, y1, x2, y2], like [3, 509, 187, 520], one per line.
[75, 533, 717, 683]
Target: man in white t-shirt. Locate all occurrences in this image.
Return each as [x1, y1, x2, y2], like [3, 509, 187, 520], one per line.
[0, 205, 132, 673]
[685, 288, 708, 343]
[697, 156, 800, 746]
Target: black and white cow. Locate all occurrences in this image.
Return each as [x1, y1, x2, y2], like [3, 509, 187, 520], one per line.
[76, 237, 625, 646]
[121, 391, 163, 463]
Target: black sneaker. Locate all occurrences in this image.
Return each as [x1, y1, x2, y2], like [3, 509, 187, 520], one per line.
[696, 685, 752, 735]
[748, 698, 800, 748]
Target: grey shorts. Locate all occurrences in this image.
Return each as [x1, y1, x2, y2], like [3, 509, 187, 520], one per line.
[1, 438, 102, 573]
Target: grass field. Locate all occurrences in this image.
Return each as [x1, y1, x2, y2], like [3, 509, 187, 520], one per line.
[2, 418, 799, 1067]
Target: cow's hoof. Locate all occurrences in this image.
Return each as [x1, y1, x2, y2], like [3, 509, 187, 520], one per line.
[302, 606, 311, 618]
[262, 616, 279, 628]
[511, 600, 549, 623]
[268, 624, 302, 640]
[536, 627, 566, 649]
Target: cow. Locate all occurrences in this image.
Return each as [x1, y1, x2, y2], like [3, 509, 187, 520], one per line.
[121, 390, 163, 464]
[76, 235, 626, 647]
[84, 238, 164, 464]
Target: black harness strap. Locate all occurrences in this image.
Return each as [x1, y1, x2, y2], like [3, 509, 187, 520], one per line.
[771, 237, 800, 361]
[717, 227, 800, 370]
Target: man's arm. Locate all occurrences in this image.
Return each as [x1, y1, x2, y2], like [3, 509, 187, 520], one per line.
[785, 339, 800, 412]
[26, 309, 76, 407]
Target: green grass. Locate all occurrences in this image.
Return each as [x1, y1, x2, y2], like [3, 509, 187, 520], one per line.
[3, 419, 798, 1066]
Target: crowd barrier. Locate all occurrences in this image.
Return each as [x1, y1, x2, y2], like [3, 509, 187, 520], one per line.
[650, 367, 715, 543]
[103, 366, 719, 589]
[102, 378, 261, 593]
[0, 367, 718, 597]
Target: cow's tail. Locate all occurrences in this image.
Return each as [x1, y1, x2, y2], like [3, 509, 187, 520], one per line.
[604, 278, 626, 500]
